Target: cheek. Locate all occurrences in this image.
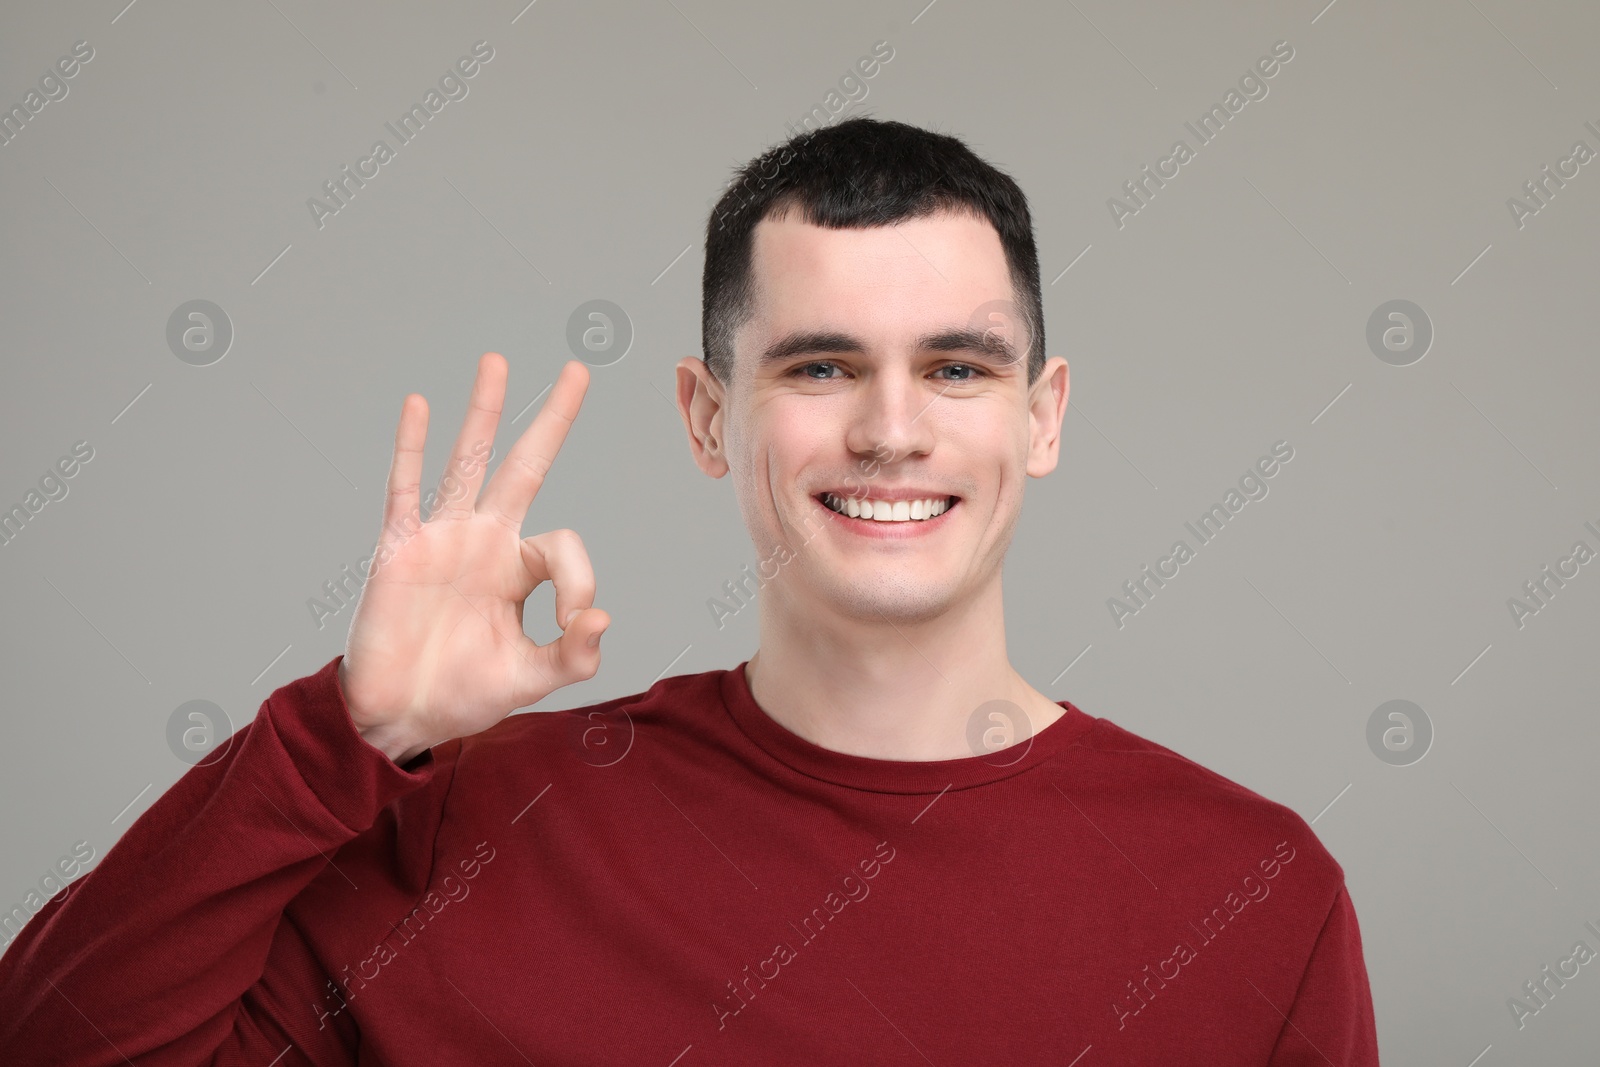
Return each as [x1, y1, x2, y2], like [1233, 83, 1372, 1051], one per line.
[999, 418, 1034, 484]
[723, 424, 785, 525]
[748, 406, 831, 480]
[943, 417, 1021, 479]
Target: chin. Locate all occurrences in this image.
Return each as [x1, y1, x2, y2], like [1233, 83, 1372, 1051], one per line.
[815, 572, 956, 624]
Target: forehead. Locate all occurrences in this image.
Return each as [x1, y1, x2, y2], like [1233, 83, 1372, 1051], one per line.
[744, 208, 1013, 331]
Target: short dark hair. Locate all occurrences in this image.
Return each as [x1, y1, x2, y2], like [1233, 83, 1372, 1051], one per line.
[701, 116, 1045, 388]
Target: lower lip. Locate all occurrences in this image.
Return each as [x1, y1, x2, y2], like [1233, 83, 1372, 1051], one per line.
[812, 496, 959, 539]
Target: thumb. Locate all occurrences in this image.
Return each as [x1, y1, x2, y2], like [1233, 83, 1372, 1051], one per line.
[526, 607, 609, 695]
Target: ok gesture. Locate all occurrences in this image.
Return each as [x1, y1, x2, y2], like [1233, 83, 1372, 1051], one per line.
[338, 354, 610, 763]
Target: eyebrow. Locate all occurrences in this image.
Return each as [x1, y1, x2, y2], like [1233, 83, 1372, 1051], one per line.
[757, 326, 1022, 370]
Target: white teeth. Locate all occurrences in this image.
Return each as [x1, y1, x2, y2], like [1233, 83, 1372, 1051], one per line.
[821, 493, 952, 522]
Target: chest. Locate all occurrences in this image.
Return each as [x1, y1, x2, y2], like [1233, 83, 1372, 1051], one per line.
[313, 786, 1293, 1065]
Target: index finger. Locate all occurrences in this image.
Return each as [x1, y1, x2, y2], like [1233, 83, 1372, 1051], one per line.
[476, 360, 590, 527]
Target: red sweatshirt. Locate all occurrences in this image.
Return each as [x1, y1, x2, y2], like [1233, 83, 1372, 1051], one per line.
[0, 656, 1378, 1065]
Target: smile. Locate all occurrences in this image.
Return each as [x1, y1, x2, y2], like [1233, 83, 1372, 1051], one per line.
[818, 492, 958, 523]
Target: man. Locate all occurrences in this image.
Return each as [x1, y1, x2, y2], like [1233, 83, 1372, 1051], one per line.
[0, 117, 1378, 1064]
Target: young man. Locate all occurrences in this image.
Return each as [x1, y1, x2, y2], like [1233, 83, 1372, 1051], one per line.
[0, 118, 1378, 1064]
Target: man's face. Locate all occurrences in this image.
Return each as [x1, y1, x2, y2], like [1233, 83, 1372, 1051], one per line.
[681, 208, 1069, 627]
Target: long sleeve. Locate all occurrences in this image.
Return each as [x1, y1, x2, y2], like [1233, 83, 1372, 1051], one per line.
[1267, 883, 1381, 1065]
[0, 656, 453, 1066]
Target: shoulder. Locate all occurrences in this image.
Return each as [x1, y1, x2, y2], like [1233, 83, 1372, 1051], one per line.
[1062, 711, 1347, 903]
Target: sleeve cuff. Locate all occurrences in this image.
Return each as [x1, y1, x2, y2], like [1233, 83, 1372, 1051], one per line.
[258, 654, 437, 832]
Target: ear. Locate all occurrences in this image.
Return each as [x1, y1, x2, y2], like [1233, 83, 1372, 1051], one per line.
[675, 356, 730, 478]
[1025, 356, 1070, 478]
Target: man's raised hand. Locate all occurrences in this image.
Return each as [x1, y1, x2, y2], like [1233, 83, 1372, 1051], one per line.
[337, 354, 610, 763]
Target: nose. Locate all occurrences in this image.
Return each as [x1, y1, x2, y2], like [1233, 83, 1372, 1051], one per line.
[844, 368, 938, 465]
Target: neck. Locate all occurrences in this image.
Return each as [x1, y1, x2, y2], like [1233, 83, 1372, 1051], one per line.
[745, 578, 1061, 761]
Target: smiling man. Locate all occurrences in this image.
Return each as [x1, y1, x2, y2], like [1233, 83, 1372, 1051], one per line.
[679, 192, 1074, 761]
[0, 118, 1378, 1065]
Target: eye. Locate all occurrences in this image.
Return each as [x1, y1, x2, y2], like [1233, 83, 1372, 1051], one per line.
[791, 360, 844, 379]
[933, 363, 986, 381]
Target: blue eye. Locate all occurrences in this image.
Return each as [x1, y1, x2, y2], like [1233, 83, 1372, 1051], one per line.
[789, 361, 987, 380]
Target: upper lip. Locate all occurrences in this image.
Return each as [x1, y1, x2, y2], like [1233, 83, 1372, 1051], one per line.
[817, 488, 958, 501]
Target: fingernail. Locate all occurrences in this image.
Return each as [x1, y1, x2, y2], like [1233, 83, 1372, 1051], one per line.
[564, 609, 581, 628]
[587, 628, 605, 648]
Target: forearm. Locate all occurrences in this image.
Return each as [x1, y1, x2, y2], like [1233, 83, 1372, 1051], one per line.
[0, 657, 440, 1065]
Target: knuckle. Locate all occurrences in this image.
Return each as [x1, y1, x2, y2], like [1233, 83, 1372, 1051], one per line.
[515, 451, 553, 481]
[551, 528, 585, 553]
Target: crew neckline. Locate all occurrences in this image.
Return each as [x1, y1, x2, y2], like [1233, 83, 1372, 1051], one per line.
[718, 660, 1099, 795]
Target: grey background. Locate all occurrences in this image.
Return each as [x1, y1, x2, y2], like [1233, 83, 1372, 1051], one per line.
[2, 0, 1596, 1062]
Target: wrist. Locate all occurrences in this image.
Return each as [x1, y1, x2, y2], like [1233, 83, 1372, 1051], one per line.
[338, 658, 430, 764]
[355, 720, 432, 765]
